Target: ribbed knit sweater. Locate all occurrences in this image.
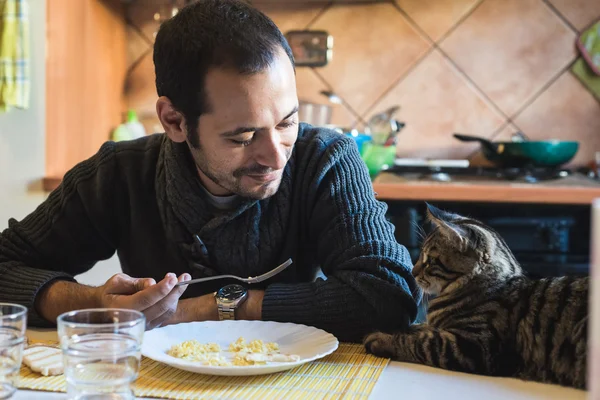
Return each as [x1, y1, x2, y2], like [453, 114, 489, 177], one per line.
[0, 123, 420, 342]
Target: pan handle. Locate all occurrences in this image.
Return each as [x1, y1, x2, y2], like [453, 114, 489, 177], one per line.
[453, 133, 497, 153]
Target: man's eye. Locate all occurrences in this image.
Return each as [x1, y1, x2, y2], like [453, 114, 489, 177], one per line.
[231, 139, 253, 146]
[278, 119, 297, 129]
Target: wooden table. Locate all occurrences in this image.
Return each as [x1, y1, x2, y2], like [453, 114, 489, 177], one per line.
[14, 329, 586, 400]
[372, 172, 600, 205]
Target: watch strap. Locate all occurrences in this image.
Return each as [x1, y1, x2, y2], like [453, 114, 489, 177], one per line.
[217, 303, 236, 321]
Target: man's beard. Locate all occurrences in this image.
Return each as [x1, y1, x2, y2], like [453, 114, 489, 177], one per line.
[188, 145, 289, 200]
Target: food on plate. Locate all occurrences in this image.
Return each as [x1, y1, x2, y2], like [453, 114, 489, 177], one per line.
[228, 337, 278, 353]
[167, 336, 300, 366]
[166, 340, 229, 366]
[22, 345, 64, 376]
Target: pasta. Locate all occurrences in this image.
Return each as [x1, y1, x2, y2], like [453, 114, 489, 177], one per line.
[167, 337, 300, 366]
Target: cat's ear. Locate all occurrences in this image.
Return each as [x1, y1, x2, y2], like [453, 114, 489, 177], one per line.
[425, 203, 468, 248]
[425, 203, 463, 223]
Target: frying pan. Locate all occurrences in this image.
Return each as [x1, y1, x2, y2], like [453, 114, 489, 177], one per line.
[453, 133, 579, 168]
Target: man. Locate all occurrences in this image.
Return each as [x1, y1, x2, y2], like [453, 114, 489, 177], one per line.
[0, 0, 420, 342]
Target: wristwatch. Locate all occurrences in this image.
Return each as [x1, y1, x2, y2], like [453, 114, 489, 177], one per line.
[214, 284, 248, 321]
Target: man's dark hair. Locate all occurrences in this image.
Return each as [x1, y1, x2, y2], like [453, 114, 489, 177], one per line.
[153, 0, 295, 147]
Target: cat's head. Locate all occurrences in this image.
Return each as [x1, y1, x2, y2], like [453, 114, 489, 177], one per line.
[412, 203, 522, 296]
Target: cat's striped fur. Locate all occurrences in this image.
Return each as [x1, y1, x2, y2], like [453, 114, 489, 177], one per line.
[364, 204, 589, 389]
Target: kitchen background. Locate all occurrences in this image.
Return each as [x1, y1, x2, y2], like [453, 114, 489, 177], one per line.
[1, 0, 599, 287]
[125, 0, 600, 166]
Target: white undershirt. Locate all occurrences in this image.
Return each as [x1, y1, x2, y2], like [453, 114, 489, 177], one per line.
[199, 184, 240, 211]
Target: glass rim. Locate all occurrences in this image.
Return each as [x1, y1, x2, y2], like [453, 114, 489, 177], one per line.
[57, 308, 145, 329]
[0, 303, 27, 319]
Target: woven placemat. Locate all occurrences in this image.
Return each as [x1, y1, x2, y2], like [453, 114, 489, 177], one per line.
[17, 343, 389, 399]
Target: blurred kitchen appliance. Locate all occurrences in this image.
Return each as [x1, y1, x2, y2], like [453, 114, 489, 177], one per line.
[389, 201, 592, 279]
[386, 163, 572, 183]
[298, 101, 332, 127]
[285, 30, 333, 67]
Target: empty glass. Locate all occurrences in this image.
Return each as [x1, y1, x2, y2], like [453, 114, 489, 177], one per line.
[57, 309, 145, 400]
[0, 303, 27, 399]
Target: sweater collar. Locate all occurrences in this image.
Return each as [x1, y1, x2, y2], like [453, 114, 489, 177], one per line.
[160, 137, 258, 236]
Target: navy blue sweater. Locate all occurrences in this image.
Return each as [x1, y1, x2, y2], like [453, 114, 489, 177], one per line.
[0, 123, 420, 342]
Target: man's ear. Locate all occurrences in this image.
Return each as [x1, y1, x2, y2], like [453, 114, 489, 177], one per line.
[156, 96, 187, 143]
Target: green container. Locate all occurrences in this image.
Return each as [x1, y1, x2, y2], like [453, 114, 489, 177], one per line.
[361, 142, 397, 178]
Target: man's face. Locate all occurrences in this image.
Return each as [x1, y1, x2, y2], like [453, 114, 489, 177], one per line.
[187, 49, 299, 200]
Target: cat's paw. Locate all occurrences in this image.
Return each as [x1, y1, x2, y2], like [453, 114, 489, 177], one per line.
[363, 332, 395, 359]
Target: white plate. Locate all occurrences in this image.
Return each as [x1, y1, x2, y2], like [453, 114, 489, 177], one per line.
[141, 320, 339, 376]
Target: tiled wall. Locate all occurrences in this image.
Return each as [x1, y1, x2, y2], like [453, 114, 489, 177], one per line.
[125, 0, 600, 166]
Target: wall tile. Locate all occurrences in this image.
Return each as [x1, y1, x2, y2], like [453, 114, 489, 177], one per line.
[126, 25, 151, 70]
[546, 0, 600, 31]
[440, 0, 577, 117]
[513, 71, 600, 166]
[295, 68, 358, 127]
[253, 2, 328, 33]
[309, 3, 431, 117]
[371, 49, 506, 160]
[122, 0, 599, 166]
[395, 0, 481, 41]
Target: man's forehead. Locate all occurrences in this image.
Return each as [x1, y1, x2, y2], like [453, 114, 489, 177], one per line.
[200, 60, 297, 131]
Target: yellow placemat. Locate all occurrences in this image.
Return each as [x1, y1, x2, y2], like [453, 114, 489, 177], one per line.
[17, 343, 389, 399]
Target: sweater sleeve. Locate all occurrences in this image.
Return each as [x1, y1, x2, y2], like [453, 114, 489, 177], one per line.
[262, 136, 421, 343]
[0, 142, 120, 327]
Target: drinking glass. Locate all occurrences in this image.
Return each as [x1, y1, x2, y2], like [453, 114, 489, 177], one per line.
[57, 309, 145, 400]
[0, 303, 27, 399]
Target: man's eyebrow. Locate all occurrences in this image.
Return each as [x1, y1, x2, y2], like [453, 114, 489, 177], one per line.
[282, 105, 299, 121]
[219, 105, 299, 138]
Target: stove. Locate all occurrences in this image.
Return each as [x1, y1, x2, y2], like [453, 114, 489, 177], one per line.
[385, 162, 572, 183]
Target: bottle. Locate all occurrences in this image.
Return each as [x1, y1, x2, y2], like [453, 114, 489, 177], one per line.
[111, 110, 146, 141]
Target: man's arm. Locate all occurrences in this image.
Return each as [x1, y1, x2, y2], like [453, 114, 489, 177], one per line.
[0, 142, 120, 326]
[169, 290, 264, 323]
[34, 281, 99, 322]
[260, 135, 421, 343]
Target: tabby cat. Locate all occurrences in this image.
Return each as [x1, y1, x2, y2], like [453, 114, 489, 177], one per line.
[364, 203, 589, 389]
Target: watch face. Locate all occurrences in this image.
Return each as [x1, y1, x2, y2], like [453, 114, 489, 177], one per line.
[218, 285, 247, 301]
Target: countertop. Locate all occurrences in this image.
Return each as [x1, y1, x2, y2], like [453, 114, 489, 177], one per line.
[372, 171, 600, 204]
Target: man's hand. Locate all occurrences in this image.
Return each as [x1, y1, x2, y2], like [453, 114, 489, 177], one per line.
[95, 272, 191, 329]
[35, 272, 191, 329]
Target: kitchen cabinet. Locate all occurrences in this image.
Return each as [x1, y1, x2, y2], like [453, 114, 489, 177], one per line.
[43, 0, 127, 191]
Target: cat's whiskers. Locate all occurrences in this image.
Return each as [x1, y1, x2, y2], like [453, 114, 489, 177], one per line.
[412, 220, 426, 241]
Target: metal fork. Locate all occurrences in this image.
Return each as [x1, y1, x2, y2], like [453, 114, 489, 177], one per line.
[175, 258, 293, 287]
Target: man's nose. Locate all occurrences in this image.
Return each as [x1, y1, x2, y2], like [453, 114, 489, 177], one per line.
[254, 130, 287, 170]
